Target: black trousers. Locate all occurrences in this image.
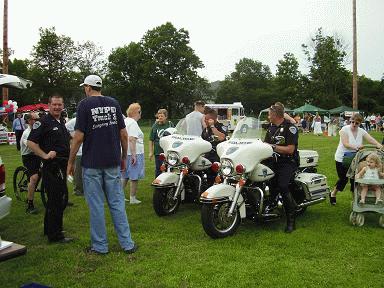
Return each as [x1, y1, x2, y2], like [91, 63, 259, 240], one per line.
[335, 161, 354, 192]
[15, 129, 24, 151]
[269, 159, 298, 214]
[42, 159, 68, 241]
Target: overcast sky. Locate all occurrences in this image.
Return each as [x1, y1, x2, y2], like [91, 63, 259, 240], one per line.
[3, 0, 384, 82]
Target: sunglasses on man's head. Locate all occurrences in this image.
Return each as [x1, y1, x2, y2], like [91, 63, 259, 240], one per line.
[270, 105, 278, 112]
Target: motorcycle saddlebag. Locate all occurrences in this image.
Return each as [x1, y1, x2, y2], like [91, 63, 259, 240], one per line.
[294, 172, 329, 199]
[298, 150, 319, 169]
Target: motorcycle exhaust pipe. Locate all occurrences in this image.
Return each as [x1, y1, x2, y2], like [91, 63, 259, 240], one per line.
[297, 197, 326, 208]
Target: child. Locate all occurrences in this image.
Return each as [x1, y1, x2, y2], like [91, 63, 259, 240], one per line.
[355, 153, 384, 205]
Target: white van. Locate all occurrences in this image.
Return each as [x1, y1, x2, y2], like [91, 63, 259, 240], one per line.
[205, 102, 245, 131]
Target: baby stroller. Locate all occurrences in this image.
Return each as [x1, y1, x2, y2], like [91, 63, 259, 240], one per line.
[347, 146, 384, 227]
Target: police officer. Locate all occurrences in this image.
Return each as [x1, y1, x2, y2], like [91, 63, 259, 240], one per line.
[201, 107, 227, 163]
[201, 108, 227, 187]
[264, 104, 299, 233]
[27, 94, 72, 243]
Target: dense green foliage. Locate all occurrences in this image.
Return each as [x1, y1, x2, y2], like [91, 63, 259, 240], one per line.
[216, 28, 384, 114]
[106, 22, 210, 118]
[1, 127, 384, 287]
[1, 24, 384, 116]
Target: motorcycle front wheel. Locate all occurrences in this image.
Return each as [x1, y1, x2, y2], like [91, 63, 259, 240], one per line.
[201, 202, 240, 239]
[153, 187, 181, 216]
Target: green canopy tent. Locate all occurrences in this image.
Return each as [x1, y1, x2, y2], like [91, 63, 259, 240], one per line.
[328, 105, 362, 116]
[293, 104, 329, 115]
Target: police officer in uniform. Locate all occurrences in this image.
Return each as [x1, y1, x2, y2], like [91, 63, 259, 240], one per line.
[27, 94, 72, 243]
[264, 104, 299, 233]
[201, 108, 227, 163]
[201, 108, 227, 187]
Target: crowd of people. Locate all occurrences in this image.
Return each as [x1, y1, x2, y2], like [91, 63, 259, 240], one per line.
[11, 73, 384, 254]
[280, 112, 384, 137]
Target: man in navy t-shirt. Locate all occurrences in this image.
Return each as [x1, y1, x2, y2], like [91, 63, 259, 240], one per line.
[67, 75, 137, 255]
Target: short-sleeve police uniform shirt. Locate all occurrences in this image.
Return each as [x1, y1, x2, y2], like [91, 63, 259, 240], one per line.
[28, 113, 70, 158]
[201, 122, 228, 150]
[264, 119, 299, 161]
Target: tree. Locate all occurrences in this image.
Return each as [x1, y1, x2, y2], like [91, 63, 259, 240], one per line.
[75, 40, 106, 77]
[275, 52, 305, 107]
[216, 58, 273, 114]
[358, 75, 384, 113]
[7, 58, 36, 105]
[107, 22, 208, 118]
[31, 27, 80, 103]
[302, 28, 350, 108]
[140, 22, 206, 117]
[106, 42, 150, 113]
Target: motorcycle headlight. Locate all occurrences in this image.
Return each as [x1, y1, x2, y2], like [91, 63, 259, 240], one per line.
[220, 159, 234, 176]
[167, 151, 180, 166]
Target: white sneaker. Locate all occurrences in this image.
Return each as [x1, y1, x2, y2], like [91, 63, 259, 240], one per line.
[130, 198, 141, 204]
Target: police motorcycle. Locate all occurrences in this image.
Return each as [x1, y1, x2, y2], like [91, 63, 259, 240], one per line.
[200, 117, 330, 238]
[152, 118, 214, 216]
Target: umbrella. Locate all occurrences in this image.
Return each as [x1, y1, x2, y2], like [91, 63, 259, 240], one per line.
[0, 74, 32, 89]
[17, 103, 49, 112]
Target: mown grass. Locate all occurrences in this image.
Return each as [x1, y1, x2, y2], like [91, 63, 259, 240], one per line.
[0, 127, 384, 288]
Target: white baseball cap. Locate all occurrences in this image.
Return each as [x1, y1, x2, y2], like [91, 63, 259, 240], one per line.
[80, 75, 102, 87]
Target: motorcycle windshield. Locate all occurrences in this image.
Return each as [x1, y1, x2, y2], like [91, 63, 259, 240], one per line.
[174, 118, 188, 135]
[231, 117, 262, 140]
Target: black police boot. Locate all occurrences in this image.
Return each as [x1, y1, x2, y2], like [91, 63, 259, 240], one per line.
[285, 211, 296, 233]
[283, 193, 297, 233]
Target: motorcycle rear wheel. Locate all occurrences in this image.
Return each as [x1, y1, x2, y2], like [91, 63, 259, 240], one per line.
[201, 202, 240, 239]
[153, 187, 181, 216]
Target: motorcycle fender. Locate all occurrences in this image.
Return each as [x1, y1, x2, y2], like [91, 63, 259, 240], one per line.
[152, 172, 179, 187]
[201, 184, 246, 218]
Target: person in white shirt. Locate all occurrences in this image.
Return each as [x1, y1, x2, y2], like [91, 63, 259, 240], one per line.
[65, 114, 83, 196]
[329, 113, 382, 205]
[121, 103, 145, 204]
[20, 112, 41, 214]
[185, 100, 205, 136]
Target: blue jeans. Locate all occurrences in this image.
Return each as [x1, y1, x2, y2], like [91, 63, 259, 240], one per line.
[83, 166, 135, 253]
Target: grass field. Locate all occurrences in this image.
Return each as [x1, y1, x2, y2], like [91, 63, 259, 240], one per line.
[1, 127, 383, 288]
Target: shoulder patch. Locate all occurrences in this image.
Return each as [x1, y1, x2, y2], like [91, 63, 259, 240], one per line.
[33, 121, 41, 130]
[289, 126, 297, 134]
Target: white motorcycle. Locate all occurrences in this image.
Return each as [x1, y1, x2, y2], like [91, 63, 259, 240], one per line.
[152, 119, 214, 216]
[200, 117, 330, 238]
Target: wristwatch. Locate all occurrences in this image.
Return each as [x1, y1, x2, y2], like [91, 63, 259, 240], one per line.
[271, 144, 276, 151]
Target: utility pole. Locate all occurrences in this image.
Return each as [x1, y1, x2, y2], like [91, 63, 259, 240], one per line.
[352, 0, 358, 109]
[2, 0, 8, 102]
